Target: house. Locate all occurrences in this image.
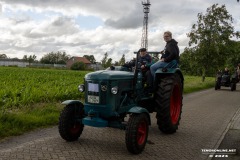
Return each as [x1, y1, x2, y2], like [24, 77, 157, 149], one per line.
[66, 56, 91, 68]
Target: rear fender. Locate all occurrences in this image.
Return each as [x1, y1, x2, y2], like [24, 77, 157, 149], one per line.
[155, 68, 184, 88]
[128, 106, 151, 125]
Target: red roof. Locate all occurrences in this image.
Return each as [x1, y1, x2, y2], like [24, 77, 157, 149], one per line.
[71, 57, 91, 64]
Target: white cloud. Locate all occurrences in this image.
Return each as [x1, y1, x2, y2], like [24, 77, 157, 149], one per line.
[0, 0, 239, 62]
[0, 3, 2, 13]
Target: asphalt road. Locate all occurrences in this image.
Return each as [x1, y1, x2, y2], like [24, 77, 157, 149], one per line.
[0, 85, 240, 160]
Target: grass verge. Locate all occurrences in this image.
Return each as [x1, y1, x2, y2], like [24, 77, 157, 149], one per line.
[184, 76, 215, 94]
[0, 103, 63, 140]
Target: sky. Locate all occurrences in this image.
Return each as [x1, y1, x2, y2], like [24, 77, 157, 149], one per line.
[0, 0, 239, 62]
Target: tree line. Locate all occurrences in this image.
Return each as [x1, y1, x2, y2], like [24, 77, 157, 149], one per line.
[0, 51, 126, 69]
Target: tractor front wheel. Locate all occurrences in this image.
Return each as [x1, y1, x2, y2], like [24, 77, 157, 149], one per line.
[58, 104, 84, 141]
[230, 83, 236, 91]
[215, 79, 221, 90]
[215, 82, 219, 90]
[125, 113, 149, 154]
[155, 73, 183, 134]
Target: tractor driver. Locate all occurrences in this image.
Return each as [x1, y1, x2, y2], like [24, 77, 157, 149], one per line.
[139, 48, 152, 71]
[223, 67, 229, 75]
[138, 48, 153, 91]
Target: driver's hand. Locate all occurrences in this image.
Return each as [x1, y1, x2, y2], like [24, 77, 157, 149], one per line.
[159, 58, 165, 62]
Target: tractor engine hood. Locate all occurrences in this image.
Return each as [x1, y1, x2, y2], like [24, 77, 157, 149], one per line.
[85, 70, 134, 81]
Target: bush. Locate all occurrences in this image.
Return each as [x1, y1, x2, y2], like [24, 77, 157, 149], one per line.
[70, 62, 86, 70]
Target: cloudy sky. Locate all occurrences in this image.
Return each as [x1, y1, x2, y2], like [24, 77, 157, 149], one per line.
[0, 0, 239, 62]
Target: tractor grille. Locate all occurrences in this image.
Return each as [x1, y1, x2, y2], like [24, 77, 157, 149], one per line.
[86, 81, 107, 105]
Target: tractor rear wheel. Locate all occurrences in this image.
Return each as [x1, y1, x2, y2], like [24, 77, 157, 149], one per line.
[155, 73, 183, 134]
[125, 113, 149, 154]
[58, 104, 84, 141]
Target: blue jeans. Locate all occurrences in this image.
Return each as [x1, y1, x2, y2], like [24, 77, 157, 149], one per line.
[150, 60, 178, 79]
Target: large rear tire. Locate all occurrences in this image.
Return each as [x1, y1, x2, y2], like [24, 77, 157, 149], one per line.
[58, 104, 84, 141]
[155, 73, 183, 134]
[125, 113, 149, 154]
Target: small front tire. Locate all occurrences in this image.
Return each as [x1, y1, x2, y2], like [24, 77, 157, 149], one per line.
[58, 104, 84, 141]
[230, 83, 236, 91]
[125, 113, 149, 154]
[215, 82, 218, 90]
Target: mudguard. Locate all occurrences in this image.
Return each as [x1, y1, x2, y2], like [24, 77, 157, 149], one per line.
[128, 106, 149, 114]
[156, 67, 182, 75]
[155, 68, 184, 83]
[128, 106, 151, 125]
[61, 100, 83, 105]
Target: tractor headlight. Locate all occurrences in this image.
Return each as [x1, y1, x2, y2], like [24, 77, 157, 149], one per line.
[111, 86, 118, 94]
[78, 84, 85, 92]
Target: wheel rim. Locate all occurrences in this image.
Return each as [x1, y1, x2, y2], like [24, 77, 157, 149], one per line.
[70, 123, 81, 134]
[170, 84, 181, 125]
[137, 120, 147, 145]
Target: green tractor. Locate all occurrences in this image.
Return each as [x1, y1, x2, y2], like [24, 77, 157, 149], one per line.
[58, 51, 184, 154]
[215, 70, 238, 91]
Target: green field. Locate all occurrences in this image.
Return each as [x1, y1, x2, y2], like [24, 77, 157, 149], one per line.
[0, 67, 87, 111]
[0, 67, 215, 140]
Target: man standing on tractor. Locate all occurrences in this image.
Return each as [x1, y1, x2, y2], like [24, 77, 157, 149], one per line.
[150, 31, 179, 79]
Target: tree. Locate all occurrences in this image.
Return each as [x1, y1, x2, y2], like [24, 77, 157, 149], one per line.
[187, 4, 239, 81]
[180, 47, 199, 75]
[118, 54, 125, 65]
[0, 54, 7, 59]
[114, 61, 119, 66]
[70, 62, 86, 70]
[83, 55, 96, 64]
[225, 41, 240, 70]
[40, 51, 70, 64]
[23, 55, 37, 65]
[101, 52, 108, 68]
[106, 58, 112, 68]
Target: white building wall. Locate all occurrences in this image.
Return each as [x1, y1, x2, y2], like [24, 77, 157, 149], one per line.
[0, 60, 66, 68]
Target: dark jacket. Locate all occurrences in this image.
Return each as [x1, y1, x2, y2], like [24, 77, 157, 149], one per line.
[122, 54, 152, 70]
[223, 70, 229, 75]
[139, 53, 152, 68]
[161, 39, 179, 63]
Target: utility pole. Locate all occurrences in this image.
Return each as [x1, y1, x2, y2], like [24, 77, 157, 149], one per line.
[141, 0, 151, 50]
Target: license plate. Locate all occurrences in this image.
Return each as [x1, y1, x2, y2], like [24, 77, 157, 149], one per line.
[88, 95, 99, 104]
